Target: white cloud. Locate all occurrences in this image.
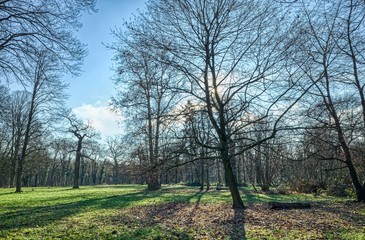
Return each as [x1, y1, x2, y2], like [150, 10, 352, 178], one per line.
[72, 101, 124, 138]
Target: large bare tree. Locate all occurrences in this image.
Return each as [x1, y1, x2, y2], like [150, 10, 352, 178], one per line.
[115, 0, 306, 208]
[15, 49, 68, 193]
[293, 0, 365, 202]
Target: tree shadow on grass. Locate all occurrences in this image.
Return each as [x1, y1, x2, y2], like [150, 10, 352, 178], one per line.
[240, 187, 311, 203]
[0, 188, 210, 233]
[318, 202, 365, 227]
[241, 188, 258, 203]
[0, 190, 152, 231]
[0, 195, 123, 231]
[187, 190, 206, 222]
[139, 190, 207, 221]
[137, 190, 247, 239]
[0, 191, 15, 197]
[231, 208, 246, 240]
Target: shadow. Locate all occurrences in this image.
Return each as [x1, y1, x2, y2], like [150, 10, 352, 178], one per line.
[0, 195, 112, 231]
[0, 187, 210, 233]
[0, 191, 15, 196]
[88, 184, 147, 190]
[241, 188, 260, 203]
[114, 189, 207, 239]
[231, 208, 246, 240]
[0, 189, 163, 232]
[138, 189, 207, 219]
[187, 190, 207, 223]
[318, 202, 365, 227]
[240, 187, 320, 203]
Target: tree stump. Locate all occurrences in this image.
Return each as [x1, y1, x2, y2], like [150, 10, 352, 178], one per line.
[268, 202, 311, 210]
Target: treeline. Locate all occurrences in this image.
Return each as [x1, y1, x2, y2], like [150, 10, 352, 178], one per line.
[0, 120, 354, 199]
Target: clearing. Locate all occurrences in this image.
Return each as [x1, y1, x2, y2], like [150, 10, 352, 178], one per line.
[0, 185, 364, 239]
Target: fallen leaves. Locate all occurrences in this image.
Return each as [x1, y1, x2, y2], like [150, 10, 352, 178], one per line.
[99, 201, 365, 239]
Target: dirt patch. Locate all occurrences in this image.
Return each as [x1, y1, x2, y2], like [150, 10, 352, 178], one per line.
[107, 202, 365, 239]
[245, 202, 365, 239]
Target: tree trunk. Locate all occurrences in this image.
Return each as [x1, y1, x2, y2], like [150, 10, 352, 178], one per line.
[175, 167, 178, 184]
[200, 158, 204, 191]
[99, 159, 106, 184]
[9, 133, 21, 188]
[15, 155, 23, 192]
[92, 161, 97, 185]
[361, 183, 365, 202]
[147, 174, 161, 190]
[146, 91, 161, 191]
[49, 164, 56, 187]
[221, 148, 245, 209]
[217, 159, 222, 186]
[332, 106, 364, 202]
[73, 138, 82, 189]
[15, 71, 40, 193]
[113, 157, 119, 184]
[34, 173, 38, 187]
[206, 162, 210, 191]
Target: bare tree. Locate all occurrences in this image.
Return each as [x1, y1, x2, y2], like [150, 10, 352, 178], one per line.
[294, 0, 365, 201]
[116, 0, 307, 208]
[106, 136, 125, 184]
[111, 34, 180, 190]
[7, 91, 28, 187]
[65, 113, 97, 189]
[0, 0, 96, 80]
[15, 49, 68, 193]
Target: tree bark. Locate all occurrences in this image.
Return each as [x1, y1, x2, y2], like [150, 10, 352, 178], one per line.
[113, 157, 119, 184]
[15, 77, 39, 193]
[221, 143, 245, 209]
[72, 138, 83, 189]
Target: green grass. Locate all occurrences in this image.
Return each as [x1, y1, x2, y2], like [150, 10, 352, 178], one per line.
[0, 185, 362, 239]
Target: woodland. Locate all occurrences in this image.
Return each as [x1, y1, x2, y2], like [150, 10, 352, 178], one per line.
[1, 0, 365, 239]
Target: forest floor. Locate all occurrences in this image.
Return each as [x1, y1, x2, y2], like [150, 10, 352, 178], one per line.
[0, 185, 364, 239]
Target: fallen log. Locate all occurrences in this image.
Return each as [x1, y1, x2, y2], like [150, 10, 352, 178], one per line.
[268, 202, 311, 210]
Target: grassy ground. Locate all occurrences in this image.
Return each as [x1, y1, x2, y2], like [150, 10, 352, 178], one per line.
[0, 185, 364, 239]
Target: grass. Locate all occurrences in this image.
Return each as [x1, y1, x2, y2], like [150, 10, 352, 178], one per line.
[0, 185, 364, 239]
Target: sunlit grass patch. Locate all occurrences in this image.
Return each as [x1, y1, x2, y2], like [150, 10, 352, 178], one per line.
[325, 230, 365, 240]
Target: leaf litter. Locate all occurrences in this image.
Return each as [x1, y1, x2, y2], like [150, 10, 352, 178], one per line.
[99, 201, 365, 239]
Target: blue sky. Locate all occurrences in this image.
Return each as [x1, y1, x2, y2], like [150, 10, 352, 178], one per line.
[68, 0, 146, 137]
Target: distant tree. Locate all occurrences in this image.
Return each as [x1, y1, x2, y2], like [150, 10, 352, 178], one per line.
[0, 0, 96, 192]
[106, 136, 125, 184]
[111, 34, 180, 190]
[81, 138, 105, 185]
[181, 101, 216, 190]
[53, 138, 75, 186]
[65, 113, 97, 189]
[7, 91, 29, 188]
